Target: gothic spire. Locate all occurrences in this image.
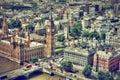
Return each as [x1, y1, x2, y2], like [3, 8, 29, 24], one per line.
[2, 15, 8, 34]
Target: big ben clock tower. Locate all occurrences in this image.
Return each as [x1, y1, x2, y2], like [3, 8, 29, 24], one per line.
[45, 14, 56, 58]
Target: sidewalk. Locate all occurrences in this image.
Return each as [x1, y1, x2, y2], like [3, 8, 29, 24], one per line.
[73, 64, 92, 80]
[43, 65, 92, 80]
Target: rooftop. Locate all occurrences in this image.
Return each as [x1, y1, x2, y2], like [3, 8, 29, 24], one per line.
[30, 33, 45, 41]
[0, 40, 11, 45]
[96, 50, 120, 60]
[44, 20, 51, 26]
[30, 42, 44, 47]
[64, 47, 92, 56]
[96, 16, 106, 21]
[34, 22, 41, 31]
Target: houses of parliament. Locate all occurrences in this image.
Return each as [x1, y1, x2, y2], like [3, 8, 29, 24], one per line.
[0, 16, 56, 64]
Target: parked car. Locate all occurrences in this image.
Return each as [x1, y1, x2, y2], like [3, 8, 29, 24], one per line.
[23, 64, 32, 71]
[34, 62, 40, 66]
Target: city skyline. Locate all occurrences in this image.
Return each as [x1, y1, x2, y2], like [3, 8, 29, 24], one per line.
[0, 0, 120, 80]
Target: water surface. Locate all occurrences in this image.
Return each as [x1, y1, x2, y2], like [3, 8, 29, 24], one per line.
[30, 73, 65, 80]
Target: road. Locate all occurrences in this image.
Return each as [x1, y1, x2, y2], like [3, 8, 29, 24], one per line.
[0, 56, 92, 80]
[42, 57, 92, 80]
[0, 64, 41, 80]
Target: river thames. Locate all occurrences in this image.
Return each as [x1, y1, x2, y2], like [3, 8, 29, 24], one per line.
[30, 73, 65, 80]
[0, 56, 21, 74]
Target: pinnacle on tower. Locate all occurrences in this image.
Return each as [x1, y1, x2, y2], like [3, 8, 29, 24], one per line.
[50, 13, 54, 27]
[2, 15, 8, 35]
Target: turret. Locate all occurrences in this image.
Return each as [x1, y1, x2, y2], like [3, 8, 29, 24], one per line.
[26, 29, 30, 47]
[18, 39, 24, 65]
[26, 30, 30, 41]
[11, 36, 15, 43]
[16, 31, 20, 37]
[106, 32, 110, 44]
[2, 16, 8, 35]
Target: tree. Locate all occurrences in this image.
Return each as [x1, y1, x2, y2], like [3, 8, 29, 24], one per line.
[70, 23, 82, 39]
[89, 31, 100, 40]
[26, 24, 34, 32]
[82, 65, 92, 78]
[40, 28, 46, 36]
[116, 76, 120, 80]
[8, 19, 22, 29]
[98, 71, 104, 80]
[86, 26, 91, 29]
[61, 61, 73, 72]
[39, 17, 49, 24]
[30, 2, 37, 7]
[82, 30, 90, 38]
[59, 0, 67, 2]
[0, 22, 2, 29]
[80, 42, 88, 49]
[0, 18, 3, 29]
[100, 32, 106, 40]
[23, 0, 33, 2]
[116, 72, 120, 80]
[57, 35, 65, 42]
[31, 58, 38, 63]
[98, 71, 114, 80]
[54, 48, 64, 55]
[98, 45, 105, 51]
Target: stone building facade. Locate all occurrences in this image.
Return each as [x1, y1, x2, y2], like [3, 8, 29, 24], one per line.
[0, 40, 44, 64]
[45, 15, 56, 58]
[22, 45, 44, 62]
[64, 47, 94, 66]
[0, 16, 56, 64]
[106, 30, 120, 48]
[93, 50, 120, 72]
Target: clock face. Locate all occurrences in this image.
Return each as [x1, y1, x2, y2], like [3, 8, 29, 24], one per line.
[47, 28, 50, 32]
[52, 29, 54, 32]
